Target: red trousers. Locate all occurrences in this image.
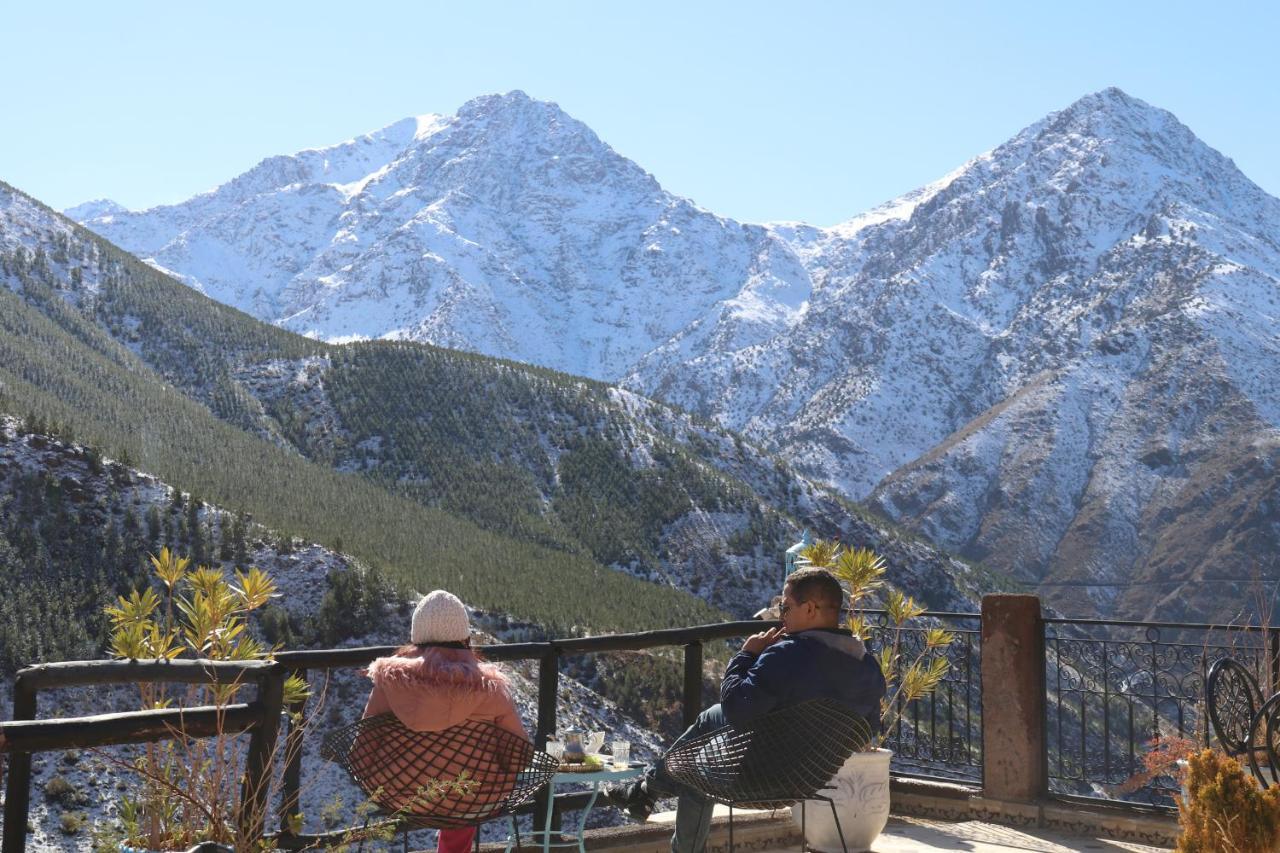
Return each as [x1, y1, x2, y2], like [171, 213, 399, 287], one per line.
[438, 827, 477, 853]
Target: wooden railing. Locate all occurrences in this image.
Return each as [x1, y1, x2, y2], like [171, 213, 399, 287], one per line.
[1, 659, 286, 853]
[1, 620, 766, 850]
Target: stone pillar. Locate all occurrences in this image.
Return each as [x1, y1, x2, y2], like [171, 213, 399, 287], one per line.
[981, 594, 1047, 802]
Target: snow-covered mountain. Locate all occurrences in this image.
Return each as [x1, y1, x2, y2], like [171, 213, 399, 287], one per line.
[634, 88, 1280, 619]
[72, 88, 1280, 620]
[75, 92, 810, 380]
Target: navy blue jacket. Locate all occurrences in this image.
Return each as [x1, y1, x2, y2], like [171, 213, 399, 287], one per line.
[720, 628, 886, 728]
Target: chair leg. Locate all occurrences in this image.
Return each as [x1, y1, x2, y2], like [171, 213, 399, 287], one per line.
[826, 799, 848, 853]
[728, 803, 734, 853]
[801, 800, 806, 852]
[357, 815, 371, 853]
[402, 825, 409, 853]
[475, 824, 481, 853]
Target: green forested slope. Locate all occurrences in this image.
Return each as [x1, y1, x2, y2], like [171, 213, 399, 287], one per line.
[258, 343, 773, 570]
[2, 183, 810, 617]
[0, 412, 419, 670]
[0, 268, 722, 635]
[1, 178, 989, 635]
[9, 183, 790, 587]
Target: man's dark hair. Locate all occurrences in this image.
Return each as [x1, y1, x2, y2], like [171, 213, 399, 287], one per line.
[784, 567, 845, 611]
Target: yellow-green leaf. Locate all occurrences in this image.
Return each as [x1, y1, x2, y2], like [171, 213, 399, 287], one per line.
[149, 547, 190, 589]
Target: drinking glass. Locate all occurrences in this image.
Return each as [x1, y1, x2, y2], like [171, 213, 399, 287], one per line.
[611, 740, 631, 769]
[586, 731, 606, 755]
[545, 739, 565, 762]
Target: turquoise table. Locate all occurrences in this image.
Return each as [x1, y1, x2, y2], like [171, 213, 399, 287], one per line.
[508, 760, 646, 853]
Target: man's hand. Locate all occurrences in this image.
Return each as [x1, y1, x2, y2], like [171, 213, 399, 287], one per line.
[742, 626, 785, 656]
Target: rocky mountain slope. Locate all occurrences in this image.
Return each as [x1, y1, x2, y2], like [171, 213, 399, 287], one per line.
[72, 89, 1280, 620]
[227, 344, 995, 617]
[0, 417, 667, 850]
[639, 89, 1280, 620]
[6, 179, 990, 623]
[1, 180, 726, 635]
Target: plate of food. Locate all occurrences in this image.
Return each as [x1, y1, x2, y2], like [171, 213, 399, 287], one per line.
[558, 753, 607, 772]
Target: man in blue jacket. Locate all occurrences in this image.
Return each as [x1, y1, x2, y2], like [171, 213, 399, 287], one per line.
[604, 567, 886, 853]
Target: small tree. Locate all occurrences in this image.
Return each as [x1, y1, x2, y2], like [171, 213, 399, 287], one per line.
[103, 547, 309, 850]
[1177, 748, 1280, 852]
[798, 541, 955, 747]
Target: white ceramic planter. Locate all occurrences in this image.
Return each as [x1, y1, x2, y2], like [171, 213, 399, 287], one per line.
[790, 748, 891, 853]
[1176, 758, 1189, 808]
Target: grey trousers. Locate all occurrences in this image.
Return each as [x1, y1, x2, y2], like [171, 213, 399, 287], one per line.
[647, 703, 728, 853]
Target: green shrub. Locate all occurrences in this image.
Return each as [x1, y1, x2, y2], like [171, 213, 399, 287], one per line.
[44, 774, 78, 805]
[59, 811, 86, 835]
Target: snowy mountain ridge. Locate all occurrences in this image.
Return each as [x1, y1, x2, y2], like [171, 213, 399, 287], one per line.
[76, 91, 804, 379]
[71, 87, 1280, 619]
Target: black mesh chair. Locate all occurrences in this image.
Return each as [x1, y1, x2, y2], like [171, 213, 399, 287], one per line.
[321, 714, 557, 851]
[1243, 693, 1280, 788]
[1206, 658, 1272, 785]
[663, 699, 874, 853]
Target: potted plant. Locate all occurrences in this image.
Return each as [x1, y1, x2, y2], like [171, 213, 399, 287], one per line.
[788, 541, 955, 852]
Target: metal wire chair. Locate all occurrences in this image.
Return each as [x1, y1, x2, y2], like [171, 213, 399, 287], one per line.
[321, 713, 557, 849]
[1206, 658, 1271, 785]
[663, 699, 874, 853]
[1244, 692, 1280, 788]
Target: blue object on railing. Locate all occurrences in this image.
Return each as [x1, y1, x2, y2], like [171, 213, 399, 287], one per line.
[784, 529, 812, 582]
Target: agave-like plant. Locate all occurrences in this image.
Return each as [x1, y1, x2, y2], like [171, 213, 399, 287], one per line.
[798, 540, 955, 748]
[103, 547, 310, 849]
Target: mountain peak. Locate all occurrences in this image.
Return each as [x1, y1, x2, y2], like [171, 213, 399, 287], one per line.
[1065, 86, 1150, 114]
[63, 198, 127, 220]
[952, 85, 1276, 220]
[335, 114, 425, 150]
[1033, 86, 1200, 153]
[438, 89, 649, 191]
[456, 89, 560, 122]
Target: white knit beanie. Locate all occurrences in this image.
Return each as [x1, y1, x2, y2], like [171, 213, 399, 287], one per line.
[410, 590, 471, 644]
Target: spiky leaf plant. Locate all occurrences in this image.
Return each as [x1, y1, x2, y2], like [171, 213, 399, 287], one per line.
[104, 547, 311, 849]
[798, 540, 956, 749]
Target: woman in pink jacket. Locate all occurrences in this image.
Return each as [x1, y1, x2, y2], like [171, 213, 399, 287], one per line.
[361, 590, 528, 853]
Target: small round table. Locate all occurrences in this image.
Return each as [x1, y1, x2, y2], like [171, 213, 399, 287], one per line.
[508, 760, 646, 853]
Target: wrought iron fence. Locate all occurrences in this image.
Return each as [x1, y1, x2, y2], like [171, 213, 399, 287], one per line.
[1044, 618, 1276, 807]
[867, 611, 982, 783]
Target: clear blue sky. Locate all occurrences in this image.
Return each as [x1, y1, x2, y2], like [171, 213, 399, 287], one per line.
[5, 1, 1278, 226]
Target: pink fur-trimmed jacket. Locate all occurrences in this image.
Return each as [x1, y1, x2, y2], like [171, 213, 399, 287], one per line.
[355, 647, 529, 817]
[362, 646, 528, 740]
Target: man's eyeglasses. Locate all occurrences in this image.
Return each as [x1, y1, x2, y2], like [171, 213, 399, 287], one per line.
[781, 599, 838, 617]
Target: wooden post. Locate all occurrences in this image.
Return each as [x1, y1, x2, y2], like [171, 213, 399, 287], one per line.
[277, 668, 308, 838]
[683, 641, 704, 730]
[2, 675, 36, 853]
[533, 648, 560, 837]
[534, 648, 560, 749]
[980, 594, 1047, 801]
[240, 664, 286, 843]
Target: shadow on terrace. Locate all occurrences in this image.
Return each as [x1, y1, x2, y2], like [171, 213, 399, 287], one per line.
[7, 593, 1247, 852]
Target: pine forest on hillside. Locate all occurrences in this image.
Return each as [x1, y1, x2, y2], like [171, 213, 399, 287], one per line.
[0, 216, 726, 641]
[0, 180, 989, 679]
